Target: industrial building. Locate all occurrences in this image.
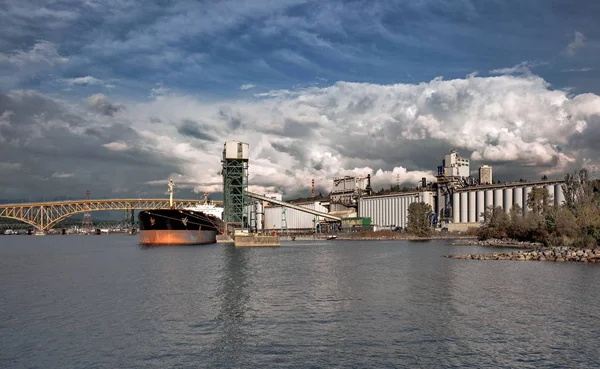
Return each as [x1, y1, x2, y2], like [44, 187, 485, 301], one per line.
[448, 180, 565, 230]
[358, 191, 435, 231]
[439, 149, 470, 178]
[244, 200, 331, 232]
[240, 146, 566, 233]
[479, 165, 493, 185]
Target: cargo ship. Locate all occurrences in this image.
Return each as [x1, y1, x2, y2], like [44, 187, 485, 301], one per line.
[138, 180, 223, 246]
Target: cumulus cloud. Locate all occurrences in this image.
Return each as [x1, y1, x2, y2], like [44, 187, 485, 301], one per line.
[4, 72, 600, 200]
[566, 31, 585, 56]
[116, 73, 600, 197]
[86, 93, 124, 116]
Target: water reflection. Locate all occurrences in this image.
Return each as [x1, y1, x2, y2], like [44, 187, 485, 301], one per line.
[212, 245, 252, 366]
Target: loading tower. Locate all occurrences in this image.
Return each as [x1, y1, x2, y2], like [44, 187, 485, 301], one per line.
[222, 141, 249, 231]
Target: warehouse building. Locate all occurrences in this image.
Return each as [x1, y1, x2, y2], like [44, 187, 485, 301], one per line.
[358, 191, 436, 230]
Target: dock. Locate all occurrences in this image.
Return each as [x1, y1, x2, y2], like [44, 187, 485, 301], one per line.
[234, 234, 280, 247]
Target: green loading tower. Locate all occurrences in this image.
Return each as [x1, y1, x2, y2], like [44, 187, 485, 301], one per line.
[222, 141, 249, 231]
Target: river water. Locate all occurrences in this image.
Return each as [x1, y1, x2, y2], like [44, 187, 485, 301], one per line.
[1, 235, 599, 368]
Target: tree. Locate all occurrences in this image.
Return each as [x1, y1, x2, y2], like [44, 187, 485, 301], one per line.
[480, 206, 510, 239]
[507, 204, 527, 239]
[407, 202, 433, 237]
[554, 207, 578, 239]
[526, 187, 552, 215]
[562, 169, 594, 213]
[474, 167, 600, 246]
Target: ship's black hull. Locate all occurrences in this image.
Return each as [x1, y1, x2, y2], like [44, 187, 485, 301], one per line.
[138, 209, 222, 245]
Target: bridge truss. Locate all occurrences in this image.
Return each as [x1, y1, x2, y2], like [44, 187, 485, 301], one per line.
[0, 199, 207, 232]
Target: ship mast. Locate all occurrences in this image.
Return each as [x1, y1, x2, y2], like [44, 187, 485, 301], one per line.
[168, 178, 174, 208]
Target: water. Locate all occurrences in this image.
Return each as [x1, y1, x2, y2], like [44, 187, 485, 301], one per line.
[1, 236, 599, 369]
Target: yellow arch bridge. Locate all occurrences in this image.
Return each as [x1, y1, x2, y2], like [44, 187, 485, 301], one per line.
[0, 199, 219, 232]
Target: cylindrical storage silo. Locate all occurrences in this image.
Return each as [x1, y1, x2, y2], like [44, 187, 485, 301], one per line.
[468, 191, 476, 222]
[555, 183, 565, 207]
[494, 189, 503, 210]
[398, 197, 404, 228]
[453, 192, 460, 223]
[485, 190, 494, 214]
[513, 187, 523, 215]
[503, 188, 513, 213]
[523, 186, 532, 213]
[545, 184, 555, 206]
[460, 192, 468, 223]
[394, 197, 400, 229]
[404, 196, 411, 229]
[476, 191, 485, 222]
[422, 192, 431, 207]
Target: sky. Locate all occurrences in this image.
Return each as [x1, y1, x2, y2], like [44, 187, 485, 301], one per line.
[1, 0, 600, 202]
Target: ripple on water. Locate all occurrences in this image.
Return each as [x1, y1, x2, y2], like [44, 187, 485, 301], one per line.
[1, 236, 600, 368]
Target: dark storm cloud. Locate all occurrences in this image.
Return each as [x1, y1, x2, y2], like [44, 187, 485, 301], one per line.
[218, 107, 244, 130]
[270, 141, 308, 165]
[332, 132, 447, 173]
[0, 91, 179, 200]
[568, 115, 600, 154]
[177, 119, 217, 141]
[282, 118, 319, 138]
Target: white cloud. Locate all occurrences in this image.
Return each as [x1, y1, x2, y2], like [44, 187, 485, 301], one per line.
[65, 75, 104, 86]
[566, 31, 585, 56]
[86, 93, 124, 116]
[0, 41, 68, 67]
[0, 41, 68, 88]
[562, 67, 593, 73]
[149, 83, 171, 98]
[51, 172, 74, 178]
[117, 73, 600, 197]
[489, 61, 544, 75]
[103, 141, 130, 151]
[0, 110, 13, 128]
[240, 83, 256, 90]
[0, 162, 22, 170]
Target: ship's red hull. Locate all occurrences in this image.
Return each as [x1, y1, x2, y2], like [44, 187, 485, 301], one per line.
[139, 230, 217, 246]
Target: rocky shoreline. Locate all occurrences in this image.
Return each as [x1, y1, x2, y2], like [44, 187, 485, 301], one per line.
[451, 238, 543, 248]
[443, 246, 600, 263]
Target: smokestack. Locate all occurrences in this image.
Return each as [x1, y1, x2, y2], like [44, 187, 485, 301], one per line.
[366, 174, 372, 196]
[422, 177, 427, 189]
[311, 179, 315, 198]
